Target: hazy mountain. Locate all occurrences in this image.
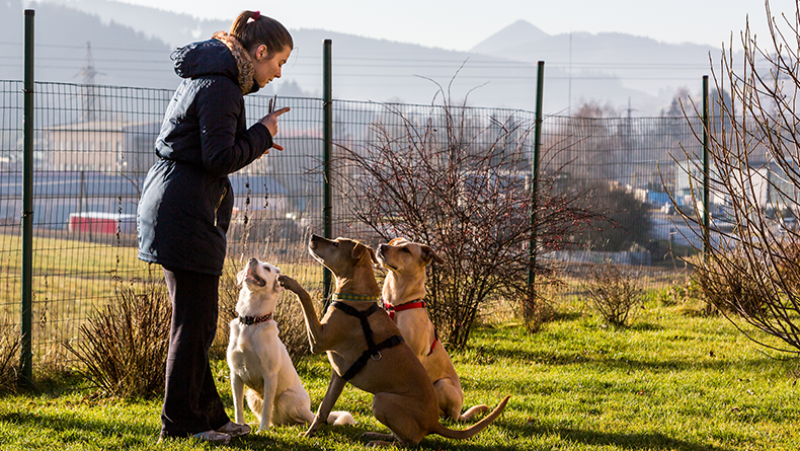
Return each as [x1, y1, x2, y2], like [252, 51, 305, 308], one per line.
[471, 21, 722, 114]
[35, 0, 230, 49]
[470, 20, 550, 55]
[3, 0, 176, 89]
[2, 1, 724, 115]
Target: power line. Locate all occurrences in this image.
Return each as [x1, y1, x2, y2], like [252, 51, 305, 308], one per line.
[0, 41, 169, 53]
[1, 55, 744, 74]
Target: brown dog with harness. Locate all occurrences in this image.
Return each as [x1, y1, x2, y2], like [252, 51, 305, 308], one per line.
[277, 234, 509, 447]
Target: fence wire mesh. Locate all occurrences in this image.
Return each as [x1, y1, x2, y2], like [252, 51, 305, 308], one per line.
[1, 81, 705, 357]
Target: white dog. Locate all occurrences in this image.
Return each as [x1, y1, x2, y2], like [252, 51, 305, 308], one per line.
[227, 258, 354, 432]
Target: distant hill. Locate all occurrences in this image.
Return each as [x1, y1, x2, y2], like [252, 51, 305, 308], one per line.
[1, 0, 176, 89]
[1, 1, 726, 115]
[470, 20, 550, 55]
[37, 0, 230, 49]
[471, 24, 719, 105]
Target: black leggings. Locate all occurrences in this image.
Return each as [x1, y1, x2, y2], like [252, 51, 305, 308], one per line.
[160, 267, 230, 437]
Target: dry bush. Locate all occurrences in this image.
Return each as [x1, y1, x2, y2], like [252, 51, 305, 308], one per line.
[691, 253, 770, 318]
[213, 267, 240, 358]
[0, 317, 19, 393]
[64, 277, 171, 399]
[671, 1, 800, 355]
[333, 86, 599, 347]
[665, 279, 715, 317]
[272, 299, 312, 362]
[584, 263, 645, 327]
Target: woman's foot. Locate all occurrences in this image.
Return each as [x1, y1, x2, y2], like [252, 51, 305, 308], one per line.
[216, 421, 252, 438]
[191, 430, 231, 444]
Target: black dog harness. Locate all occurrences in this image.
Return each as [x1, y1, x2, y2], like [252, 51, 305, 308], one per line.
[330, 300, 405, 380]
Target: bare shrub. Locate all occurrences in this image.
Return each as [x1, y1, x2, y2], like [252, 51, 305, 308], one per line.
[332, 85, 598, 347]
[584, 263, 645, 327]
[213, 266, 240, 358]
[272, 298, 312, 362]
[665, 278, 714, 317]
[691, 253, 769, 318]
[673, 1, 800, 354]
[0, 316, 19, 393]
[64, 277, 171, 398]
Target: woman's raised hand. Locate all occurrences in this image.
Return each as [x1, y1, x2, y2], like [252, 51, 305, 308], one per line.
[259, 95, 290, 154]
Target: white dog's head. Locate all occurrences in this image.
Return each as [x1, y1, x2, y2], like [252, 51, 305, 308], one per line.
[235, 258, 285, 315]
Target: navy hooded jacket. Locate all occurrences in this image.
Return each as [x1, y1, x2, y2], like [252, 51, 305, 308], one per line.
[137, 33, 272, 275]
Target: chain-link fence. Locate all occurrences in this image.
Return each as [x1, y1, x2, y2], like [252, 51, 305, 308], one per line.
[1, 80, 705, 356]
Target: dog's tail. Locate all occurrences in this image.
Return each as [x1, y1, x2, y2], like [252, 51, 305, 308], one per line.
[458, 403, 491, 422]
[325, 411, 355, 426]
[245, 389, 264, 422]
[432, 395, 510, 440]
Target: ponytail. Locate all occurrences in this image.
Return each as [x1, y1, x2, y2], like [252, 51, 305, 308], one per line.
[230, 11, 293, 57]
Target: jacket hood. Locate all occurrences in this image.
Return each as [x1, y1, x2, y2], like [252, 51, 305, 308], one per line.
[172, 32, 257, 95]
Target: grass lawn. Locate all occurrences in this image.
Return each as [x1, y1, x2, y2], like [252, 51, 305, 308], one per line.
[1, 299, 799, 450]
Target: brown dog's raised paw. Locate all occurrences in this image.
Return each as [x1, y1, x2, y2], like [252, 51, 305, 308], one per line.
[277, 274, 301, 292]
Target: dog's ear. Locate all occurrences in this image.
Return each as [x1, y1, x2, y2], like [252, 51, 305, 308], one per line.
[421, 245, 444, 265]
[352, 242, 379, 265]
[366, 246, 379, 265]
[235, 267, 247, 288]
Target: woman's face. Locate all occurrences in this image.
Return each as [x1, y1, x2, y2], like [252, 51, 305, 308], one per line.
[251, 44, 292, 88]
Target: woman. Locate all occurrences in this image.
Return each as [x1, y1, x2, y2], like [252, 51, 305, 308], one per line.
[136, 10, 292, 444]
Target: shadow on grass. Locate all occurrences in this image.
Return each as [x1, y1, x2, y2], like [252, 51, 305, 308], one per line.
[0, 408, 732, 451]
[508, 419, 728, 451]
[463, 343, 781, 373]
[0, 410, 158, 446]
[628, 322, 663, 332]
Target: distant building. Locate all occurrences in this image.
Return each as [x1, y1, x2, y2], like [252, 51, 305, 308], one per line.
[0, 172, 288, 231]
[44, 120, 160, 174]
[674, 155, 800, 220]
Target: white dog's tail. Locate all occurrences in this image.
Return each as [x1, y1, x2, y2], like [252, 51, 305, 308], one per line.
[245, 389, 264, 422]
[325, 411, 355, 426]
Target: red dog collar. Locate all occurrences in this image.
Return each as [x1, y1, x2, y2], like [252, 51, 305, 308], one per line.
[382, 300, 438, 355]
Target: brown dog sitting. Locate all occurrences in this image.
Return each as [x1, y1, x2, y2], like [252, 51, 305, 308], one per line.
[277, 234, 510, 447]
[376, 237, 490, 422]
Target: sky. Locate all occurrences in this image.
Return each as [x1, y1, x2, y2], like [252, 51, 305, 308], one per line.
[110, 0, 799, 51]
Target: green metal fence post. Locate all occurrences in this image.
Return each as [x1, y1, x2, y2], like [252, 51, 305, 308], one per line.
[19, 9, 35, 388]
[322, 39, 333, 310]
[527, 61, 544, 322]
[702, 75, 710, 258]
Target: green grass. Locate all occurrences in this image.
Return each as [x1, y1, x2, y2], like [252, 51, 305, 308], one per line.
[1, 300, 799, 450]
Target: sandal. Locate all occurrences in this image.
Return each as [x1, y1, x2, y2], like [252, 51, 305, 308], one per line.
[191, 430, 231, 444]
[216, 421, 252, 438]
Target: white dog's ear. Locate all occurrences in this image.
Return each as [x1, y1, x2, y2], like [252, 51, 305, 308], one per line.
[421, 245, 444, 265]
[236, 267, 247, 288]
